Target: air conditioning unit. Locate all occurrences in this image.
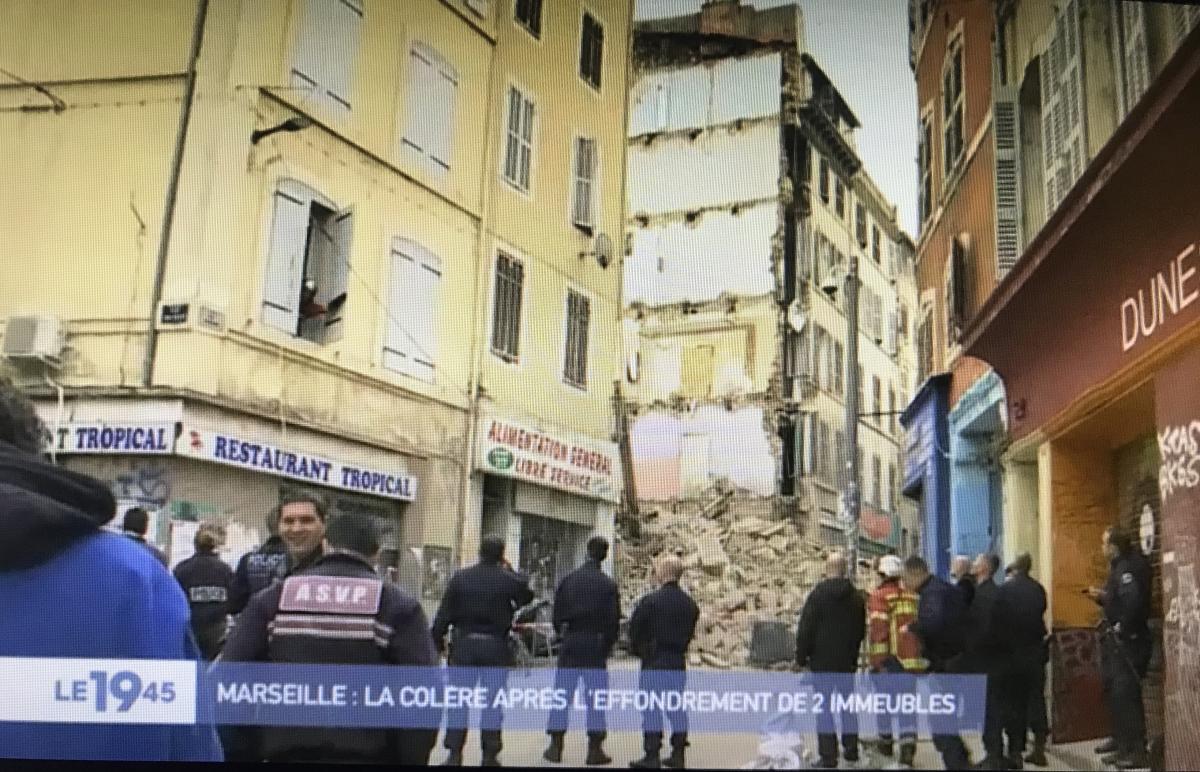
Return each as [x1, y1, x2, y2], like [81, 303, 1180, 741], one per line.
[2, 315, 65, 366]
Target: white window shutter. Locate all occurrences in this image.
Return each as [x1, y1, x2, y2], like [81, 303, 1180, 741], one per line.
[411, 247, 441, 381]
[573, 138, 596, 228]
[654, 82, 670, 131]
[402, 49, 435, 157]
[429, 65, 458, 171]
[319, 210, 353, 343]
[993, 85, 1022, 278]
[383, 243, 416, 375]
[887, 308, 898, 355]
[261, 185, 311, 334]
[292, 0, 361, 117]
[325, 0, 362, 111]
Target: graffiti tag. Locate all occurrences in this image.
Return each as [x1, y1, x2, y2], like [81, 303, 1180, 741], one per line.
[1158, 421, 1200, 500]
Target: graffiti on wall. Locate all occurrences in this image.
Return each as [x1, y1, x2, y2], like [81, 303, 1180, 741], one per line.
[111, 461, 171, 508]
[422, 546, 452, 602]
[1158, 421, 1200, 499]
[1164, 535, 1200, 750]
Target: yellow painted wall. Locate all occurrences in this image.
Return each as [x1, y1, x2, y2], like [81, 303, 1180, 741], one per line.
[476, 0, 632, 440]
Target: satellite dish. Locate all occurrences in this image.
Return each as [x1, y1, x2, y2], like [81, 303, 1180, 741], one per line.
[787, 300, 807, 332]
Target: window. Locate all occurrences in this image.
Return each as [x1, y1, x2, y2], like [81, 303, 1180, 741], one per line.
[813, 327, 830, 391]
[514, 0, 543, 38]
[579, 12, 604, 90]
[819, 420, 833, 485]
[871, 225, 881, 263]
[872, 376, 882, 426]
[563, 290, 591, 388]
[833, 341, 844, 396]
[898, 303, 909, 337]
[1040, 0, 1086, 215]
[857, 364, 864, 412]
[261, 180, 352, 345]
[491, 252, 524, 361]
[942, 37, 965, 177]
[889, 387, 897, 433]
[818, 158, 830, 203]
[855, 203, 868, 247]
[571, 137, 598, 231]
[888, 463, 896, 511]
[872, 456, 882, 507]
[503, 86, 536, 192]
[383, 239, 441, 381]
[917, 310, 934, 382]
[401, 44, 458, 174]
[834, 178, 846, 219]
[918, 116, 933, 224]
[291, 0, 363, 118]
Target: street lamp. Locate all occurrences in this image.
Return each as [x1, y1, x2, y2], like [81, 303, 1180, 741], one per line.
[824, 252, 862, 584]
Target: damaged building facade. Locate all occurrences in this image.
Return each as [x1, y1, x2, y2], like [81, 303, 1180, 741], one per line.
[622, 0, 920, 560]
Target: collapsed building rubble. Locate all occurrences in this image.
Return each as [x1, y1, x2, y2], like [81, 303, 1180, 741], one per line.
[616, 485, 839, 670]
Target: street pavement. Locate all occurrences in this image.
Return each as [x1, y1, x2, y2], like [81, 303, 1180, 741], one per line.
[428, 662, 1115, 770]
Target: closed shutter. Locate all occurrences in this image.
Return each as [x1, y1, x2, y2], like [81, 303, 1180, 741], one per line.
[402, 46, 457, 173]
[1173, 4, 1200, 45]
[654, 82, 670, 130]
[993, 85, 1023, 278]
[261, 183, 311, 334]
[572, 138, 596, 229]
[1041, 0, 1086, 218]
[886, 308, 899, 355]
[402, 49, 436, 156]
[1119, 1, 1150, 114]
[428, 61, 458, 171]
[292, 0, 362, 115]
[383, 240, 441, 381]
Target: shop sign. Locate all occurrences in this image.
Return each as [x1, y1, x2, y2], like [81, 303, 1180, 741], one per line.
[44, 422, 176, 455]
[476, 414, 620, 503]
[177, 426, 417, 501]
[1120, 242, 1200, 352]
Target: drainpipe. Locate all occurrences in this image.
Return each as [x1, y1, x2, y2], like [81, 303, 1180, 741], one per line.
[141, 0, 209, 387]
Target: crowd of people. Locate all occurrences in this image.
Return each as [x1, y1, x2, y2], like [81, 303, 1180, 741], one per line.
[0, 377, 1155, 768]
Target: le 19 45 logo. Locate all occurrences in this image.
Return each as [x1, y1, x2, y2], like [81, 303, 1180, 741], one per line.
[487, 447, 514, 470]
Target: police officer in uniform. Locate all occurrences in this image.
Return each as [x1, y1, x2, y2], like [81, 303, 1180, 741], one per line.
[432, 535, 534, 767]
[967, 553, 1006, 770]
[221, 513, 438, 764]
[1087, 527, 1152, 770]
[990, 551, 1048, 770]
[629, 554, 699, 770]
[227, 508, 290, 617]
[544, 536, 621, 766]
[173, 524, 235, 659]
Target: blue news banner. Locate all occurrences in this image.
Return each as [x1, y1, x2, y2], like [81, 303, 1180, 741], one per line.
[0, 657, 985, 735]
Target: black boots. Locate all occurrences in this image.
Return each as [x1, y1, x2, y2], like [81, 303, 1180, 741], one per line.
[630, 753, 661, 769]
[1024, 736, 1048, 768]
[662, 746, 686, 769]
[441, 750, 463, 766]
[543, 734, 564, 763]
[586, 737, 613, 766]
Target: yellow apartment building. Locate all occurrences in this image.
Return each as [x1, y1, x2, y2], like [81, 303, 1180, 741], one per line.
[0, 0, 632, 605]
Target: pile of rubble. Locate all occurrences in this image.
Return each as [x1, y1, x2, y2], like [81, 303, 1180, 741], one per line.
[616, 489, 830, 670]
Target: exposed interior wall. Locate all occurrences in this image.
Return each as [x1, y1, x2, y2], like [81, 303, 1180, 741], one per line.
[629, 404, 775, 500]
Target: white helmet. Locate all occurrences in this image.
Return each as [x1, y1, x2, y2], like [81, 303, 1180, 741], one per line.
[879, 555, 904, 578]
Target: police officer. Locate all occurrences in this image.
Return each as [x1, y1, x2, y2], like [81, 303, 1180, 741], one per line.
[227, 508, 290, 617]
[629, 554, 699, 770]
[990, 551, 1047, 770]
[544, 536, 621, 766]
[432, 535, 534, 767]
[221, 513, 438, 764]
[1087, 527, 1152, 770]
[901, 555, 972, 770]
[173, 524, 235, 659]
[122, 506, 169, 566]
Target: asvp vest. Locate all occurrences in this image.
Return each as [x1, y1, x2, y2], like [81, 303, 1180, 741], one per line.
[260, 573, 392, 761]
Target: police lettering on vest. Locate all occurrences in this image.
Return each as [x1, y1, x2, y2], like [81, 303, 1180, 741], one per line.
[190, 586, 229, 603]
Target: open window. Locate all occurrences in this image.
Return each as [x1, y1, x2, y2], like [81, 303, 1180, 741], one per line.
[261, 180, 352, 345]
[571, 137, 599, 232]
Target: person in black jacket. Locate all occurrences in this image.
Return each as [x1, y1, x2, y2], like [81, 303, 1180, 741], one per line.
[122, 506, 168, 566]
[795, 551, 866, 769]
[1087, 527, 1152, 770]
[902, 555, 972, 770]
[629, 553, 699, 770]
[227, 508, 289, 616]
[990, 551, 1048, 770]
[173, 525, 234, 659]
[221, 513, 438, 764]
[432, 535, 535, 767]
[544, 536, 621, 766]
[967, 553, 1006, 770]
[952, 555, 976, 608]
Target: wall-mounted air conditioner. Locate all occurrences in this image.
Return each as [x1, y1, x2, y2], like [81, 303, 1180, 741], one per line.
[2, 315, 65, 366]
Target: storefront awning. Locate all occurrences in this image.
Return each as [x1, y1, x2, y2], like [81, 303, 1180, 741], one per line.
[962, 35, 1200, 442]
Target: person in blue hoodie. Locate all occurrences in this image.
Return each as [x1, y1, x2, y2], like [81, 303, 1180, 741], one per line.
[0, 377, 223, 762]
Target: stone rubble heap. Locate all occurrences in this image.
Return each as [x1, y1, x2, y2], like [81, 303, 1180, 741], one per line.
[616, 490, 831, 670]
